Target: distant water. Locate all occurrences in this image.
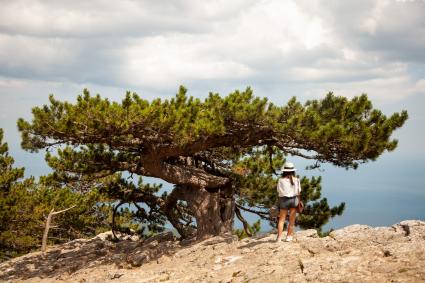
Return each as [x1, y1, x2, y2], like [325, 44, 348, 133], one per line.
[9, 141, 425, 232]
[319, 155, 425, 230]
[243, 153, 425, 232]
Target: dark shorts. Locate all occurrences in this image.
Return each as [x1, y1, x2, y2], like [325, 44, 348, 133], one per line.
[279, 196, 298, 209]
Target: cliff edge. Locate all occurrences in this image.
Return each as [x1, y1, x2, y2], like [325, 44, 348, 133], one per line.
[1, 220, 424, 282]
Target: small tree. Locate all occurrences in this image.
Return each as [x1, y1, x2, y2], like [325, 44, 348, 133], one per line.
[17, 87, 408, 240]
[0, 128, 36, 259]
[0, 128, 112, 260]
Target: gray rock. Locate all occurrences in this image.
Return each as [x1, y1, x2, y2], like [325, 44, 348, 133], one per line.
[94, 231, 114, 241]
[143, 231, 175, 245]
[1, 220, 425, 283]
[297, 229, 319, 238]
[127, 252, 150, 267]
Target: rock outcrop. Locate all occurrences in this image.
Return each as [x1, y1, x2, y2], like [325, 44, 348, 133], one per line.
[1, 220, 424, 282]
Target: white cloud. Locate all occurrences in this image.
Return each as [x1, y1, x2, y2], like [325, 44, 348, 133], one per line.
[318, 76, 420, 102]
[0, 34, 77, 78]
[0, 0, 255, 37]
[288, 61, 408, 82]
[413, 79, 425, 93]
[118, 35, 256, 90]
[0, 0, 424, 103]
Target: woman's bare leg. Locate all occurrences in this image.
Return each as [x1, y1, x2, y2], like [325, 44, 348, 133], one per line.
[287, 207, 297, 237]
[277, 209, 288, 240]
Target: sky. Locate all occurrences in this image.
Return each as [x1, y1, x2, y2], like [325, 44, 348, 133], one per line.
[0, 0, 424, 230]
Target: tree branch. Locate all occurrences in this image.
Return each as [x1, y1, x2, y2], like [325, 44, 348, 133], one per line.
[235, 207, 252, 237]
[235, 204, 270, 220]
[51, 205, 76, 215]
[42, 205, 76, 253]
[143, 161, 229, 189]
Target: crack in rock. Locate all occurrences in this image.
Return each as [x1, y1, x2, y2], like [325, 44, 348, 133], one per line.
[298, 258, 305, 275]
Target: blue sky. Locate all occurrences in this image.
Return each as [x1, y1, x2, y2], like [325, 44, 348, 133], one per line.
[0, 0, 424, 229]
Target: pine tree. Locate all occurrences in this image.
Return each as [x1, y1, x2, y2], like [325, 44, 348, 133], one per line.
[0, 128, 35, 259]
[232, 147, 345, 233]
[0, 129, 25, 192]
[17, 87, 408, 240]
[0, 129, 112, 260]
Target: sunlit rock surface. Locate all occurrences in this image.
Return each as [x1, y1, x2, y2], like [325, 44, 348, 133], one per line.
[1, 220, 424, 282]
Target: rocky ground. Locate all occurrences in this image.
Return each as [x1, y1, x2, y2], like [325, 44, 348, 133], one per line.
[1, 220, 424, 282]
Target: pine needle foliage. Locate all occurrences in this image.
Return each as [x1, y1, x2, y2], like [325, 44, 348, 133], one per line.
[234, 220, 261, 240]
[16, 87, 407, 238]
[0, 129, 113, 261]
[232, 146, 345, 232]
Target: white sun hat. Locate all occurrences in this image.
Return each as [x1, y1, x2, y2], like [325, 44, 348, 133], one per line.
[281, 162, 297, 172]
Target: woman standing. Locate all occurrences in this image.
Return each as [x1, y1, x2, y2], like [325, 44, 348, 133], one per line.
[276, 162, 301, 242]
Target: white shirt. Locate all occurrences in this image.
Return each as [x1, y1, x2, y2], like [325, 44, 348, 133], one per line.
[277, 177, 301, 197]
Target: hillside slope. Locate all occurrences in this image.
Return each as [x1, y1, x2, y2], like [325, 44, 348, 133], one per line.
[1, 220, 424, 282]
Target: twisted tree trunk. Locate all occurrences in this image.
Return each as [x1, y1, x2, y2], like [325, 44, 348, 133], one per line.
[170, 183, 235, 240]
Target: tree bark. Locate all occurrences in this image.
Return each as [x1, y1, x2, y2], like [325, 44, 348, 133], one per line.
[41, 209, 54, 254]
[41, 205, 76, 253]
[142, 160, 229, 189]
[174, 183, 235, 240]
